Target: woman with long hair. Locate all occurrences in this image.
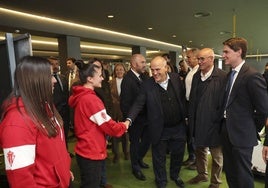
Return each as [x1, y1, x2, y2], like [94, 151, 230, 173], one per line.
[0, 56, 73, 188]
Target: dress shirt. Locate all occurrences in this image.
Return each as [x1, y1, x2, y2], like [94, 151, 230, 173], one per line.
[157, 74, 170, 90]
[229, 60, 245, 93]
[185, 64, 199, 100]
[116, 77, 123, 96]
[130, 68, 141, 81]
[201, 66, 214, 81]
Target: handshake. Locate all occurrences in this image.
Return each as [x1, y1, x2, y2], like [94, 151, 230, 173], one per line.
[121, 118, 132, 130]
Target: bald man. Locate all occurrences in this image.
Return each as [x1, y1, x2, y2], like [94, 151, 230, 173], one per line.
[127, 56, 187, 188]
[120, 54, 151, 181]
[188, 48, 226, 188]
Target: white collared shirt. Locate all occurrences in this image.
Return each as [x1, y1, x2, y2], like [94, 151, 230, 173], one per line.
[201, 66, 214, 81]
[116, 77, 123, 95]
[185, 64, 199, 100]
[158, 74, 170, 90]
[131, 69, 141, 81]
[229, 60, 245, 92]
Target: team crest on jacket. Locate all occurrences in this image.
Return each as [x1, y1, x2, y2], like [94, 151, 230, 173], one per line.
[7, 150, 15, 167]
[101, 112, 107, 120]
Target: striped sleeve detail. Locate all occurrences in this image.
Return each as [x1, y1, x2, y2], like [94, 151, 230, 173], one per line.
[89, 109, 111, 126]
[3, 144, 36, 170]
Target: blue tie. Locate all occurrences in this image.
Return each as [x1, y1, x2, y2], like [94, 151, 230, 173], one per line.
[227, 70, 236, 94]
[225, 70, 236, 107]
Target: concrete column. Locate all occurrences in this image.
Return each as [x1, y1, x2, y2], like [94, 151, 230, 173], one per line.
[58, 36, 81, 74]
[132, 46, 146, 57]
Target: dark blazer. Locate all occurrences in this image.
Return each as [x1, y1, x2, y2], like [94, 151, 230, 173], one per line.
[189, 67, 226, 147]
[120, 70, 147, 121]
[224, 63, 268, 147]
[53, 73, 70, 131]
[128, 73, 187, 144]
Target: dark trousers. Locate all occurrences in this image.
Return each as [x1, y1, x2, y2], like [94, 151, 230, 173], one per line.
[185, 101, 195, 160]
[152, 126, 186, 186]
[185, 124, 196, 160]
[112, 133, 129, 158]
[76, 154, 103, 188]
[221, 124, 254, 188]
[128, 120, 151, 172]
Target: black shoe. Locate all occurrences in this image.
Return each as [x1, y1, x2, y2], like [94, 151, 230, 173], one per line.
[132, 170, 146, 181]
[173, 177, 185, 188]
[138, 160, 149, 169]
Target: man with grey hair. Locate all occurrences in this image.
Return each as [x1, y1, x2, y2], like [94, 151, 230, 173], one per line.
[126, 56, 187, 188]
[188, 48, 226, 188]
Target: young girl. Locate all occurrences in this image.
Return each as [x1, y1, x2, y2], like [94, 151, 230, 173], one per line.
[0, 56, 72, 188]
[69, 60, 129, 187]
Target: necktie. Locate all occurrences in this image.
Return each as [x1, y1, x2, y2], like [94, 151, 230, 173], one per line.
[225, 70, 236, 107]
[54, 73, 63, 91]
[138, 75, 143, 83]
[226, 70, 236, 95]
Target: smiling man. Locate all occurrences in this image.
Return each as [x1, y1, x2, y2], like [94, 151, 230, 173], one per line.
[127, 56, 187, 188]
[221, 37, 268, 188]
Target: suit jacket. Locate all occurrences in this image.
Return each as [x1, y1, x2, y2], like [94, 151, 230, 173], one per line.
[128, 73, 187, 144]
[189, 67, 226, 147]
[120, 70, 147, 122]
[53, 73, 70, 128]
[224, 63, 268, 147]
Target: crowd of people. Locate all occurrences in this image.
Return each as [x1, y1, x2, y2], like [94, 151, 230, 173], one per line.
[0, 37, 268, 188]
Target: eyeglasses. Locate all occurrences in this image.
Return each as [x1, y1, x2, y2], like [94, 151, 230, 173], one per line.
[197, 56, 211, 62]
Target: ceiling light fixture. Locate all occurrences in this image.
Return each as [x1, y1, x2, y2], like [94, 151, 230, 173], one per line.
[0, 7, 181, 49]
[194, 12, 212, 18]
[0, 36, 160, 54]
[107, 15, 114, 18]
[219, 31, 231, 35]
[172, 35, 176, 38]
[148, 27, 153, 30]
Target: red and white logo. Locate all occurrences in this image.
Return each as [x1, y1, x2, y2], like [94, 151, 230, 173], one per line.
[7, 150, 15, 167]
[101, 112, 107, 120]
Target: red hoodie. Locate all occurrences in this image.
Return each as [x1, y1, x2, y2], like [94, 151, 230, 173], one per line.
[0, 98, 71, 188]
[69, 85, 126, 160]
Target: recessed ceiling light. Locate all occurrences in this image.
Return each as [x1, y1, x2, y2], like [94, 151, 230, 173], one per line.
[194, 12, 212, 18]
[107, 15, 114, 18]
[219, 31, 231, 35]
[15, 29, 20, 33]
[189, 40, 192, 43]
[172, 35, 176, 38]
[148, 27, 153, 30]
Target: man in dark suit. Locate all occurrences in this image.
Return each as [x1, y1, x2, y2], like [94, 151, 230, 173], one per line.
[188, 48, 226, 188]
[221, 37, 268, 188]
[48, 57, 70, 148]
[120, 54, 151, 181]
[263, 130, 268, 188]
[126, 56, 187, 188]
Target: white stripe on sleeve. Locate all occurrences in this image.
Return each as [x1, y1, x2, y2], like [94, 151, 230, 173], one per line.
[89, 109, 111, 126]
[3, 144, 36, 170]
